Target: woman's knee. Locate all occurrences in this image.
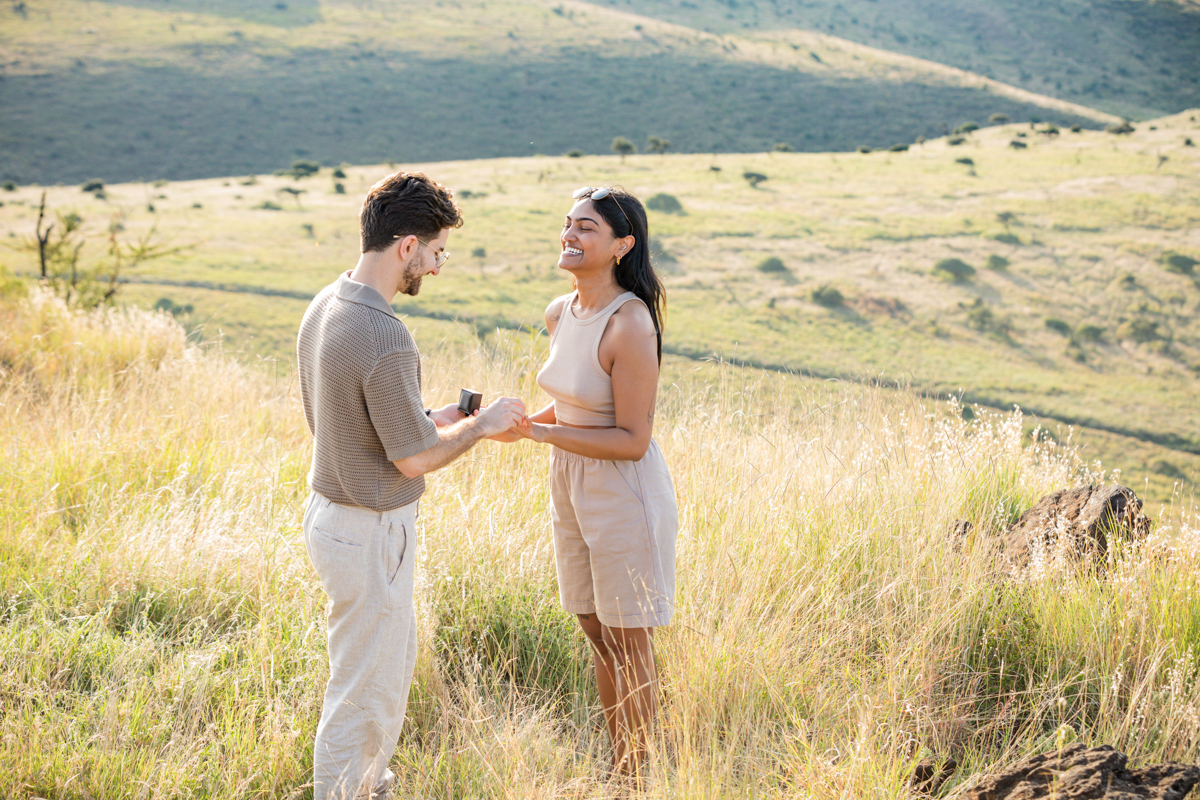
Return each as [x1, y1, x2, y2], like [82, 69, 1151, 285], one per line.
[601, 625, 653, 663]
[577, 614, 609, 653]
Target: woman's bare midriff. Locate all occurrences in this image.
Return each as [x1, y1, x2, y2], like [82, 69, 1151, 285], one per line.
[558, 421, 615, 430]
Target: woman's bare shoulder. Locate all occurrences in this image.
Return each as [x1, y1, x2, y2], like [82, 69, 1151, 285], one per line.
[545, 293, 571, 328]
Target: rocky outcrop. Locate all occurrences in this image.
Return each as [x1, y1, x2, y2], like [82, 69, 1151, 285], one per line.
[961, 744, 1200, 799]
[1000, 485, 1151, 572]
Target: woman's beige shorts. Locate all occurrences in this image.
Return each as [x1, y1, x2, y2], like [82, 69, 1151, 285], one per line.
[549, 440, 678, 628]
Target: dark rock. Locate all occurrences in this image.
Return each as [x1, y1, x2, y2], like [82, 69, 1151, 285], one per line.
[1000, 485, 1151, 572]
[912, 755, 958, 794]
[961, 744, 1200, 799]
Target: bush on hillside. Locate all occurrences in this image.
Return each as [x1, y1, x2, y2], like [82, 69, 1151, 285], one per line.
[948, 136, 966, 146]
[1045, 318, 1071, 336]
[857, 145, 872, 154]
[966, 303, 993, 331]
[1076, 324, 1105, 342]
[953, 122, 979, 135]
[1070, 125, 1083, 133]
[334, 182, 346, 194]
[743, 171, 768, 188]
[773, 142, 794, 152]
[989, 113, 1010, 124]
[331, 167, 346, 179]
[993, 232, 1021, 245]
[811, 285, 843, 307]
[986, 254, 1010, 270]
[566, 149, 583, 158]
[611, 137, 635, 159]
[646, 193, 684, 214]
[756, 256, 789, 274]
[933, 258, 975, 281]
[1009, 140, 1028, 149]
[1116, 317, 1161, 343]
[888, 143, 909, 152]
[276, 160, 320, 179]
[1106, 121, 1136, 135]
[82, 180, 104, 193]
[646, 136, 672, 155]
[2, 181, 16, 191]
[1162, 252, 1197, 275]
[956, 157, 975, 166]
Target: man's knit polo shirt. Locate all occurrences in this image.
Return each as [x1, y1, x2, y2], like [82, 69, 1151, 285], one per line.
[297, 272, 439, 512]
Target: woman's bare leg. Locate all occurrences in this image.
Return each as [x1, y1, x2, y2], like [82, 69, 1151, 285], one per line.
[601, 624, 657, 778]
[577, 614, 621, 750]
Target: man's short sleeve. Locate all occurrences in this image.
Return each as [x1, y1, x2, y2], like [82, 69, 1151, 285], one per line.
[364, 349, 439, 462]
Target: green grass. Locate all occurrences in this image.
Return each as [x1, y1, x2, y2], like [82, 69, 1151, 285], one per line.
[3, 110, 1200, 504]
[5, 290, 1200, 797]
[0, 0, 1121, 184]
[607, 0, 1200, 121]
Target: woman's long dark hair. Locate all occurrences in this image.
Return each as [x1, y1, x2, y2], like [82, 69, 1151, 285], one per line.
[577, 187, 666, 363]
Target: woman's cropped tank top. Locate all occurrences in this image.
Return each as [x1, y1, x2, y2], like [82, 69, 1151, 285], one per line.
[537, 291, 641, 427]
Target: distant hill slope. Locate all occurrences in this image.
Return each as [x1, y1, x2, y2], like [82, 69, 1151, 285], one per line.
[599, 0, 1200, 121]
[0, 0, 1121, 184]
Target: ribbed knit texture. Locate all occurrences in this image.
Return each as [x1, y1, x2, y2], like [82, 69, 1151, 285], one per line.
[537, 291, 640, 426]
[297, 272, 439, 512]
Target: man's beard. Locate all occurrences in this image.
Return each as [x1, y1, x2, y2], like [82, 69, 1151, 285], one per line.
[399, 259, 423, 297]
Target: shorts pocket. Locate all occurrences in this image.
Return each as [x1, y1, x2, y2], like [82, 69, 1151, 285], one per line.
[578, 460, 652, 556]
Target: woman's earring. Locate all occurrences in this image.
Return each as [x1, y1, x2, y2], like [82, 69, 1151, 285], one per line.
[615, 255, 622, 265]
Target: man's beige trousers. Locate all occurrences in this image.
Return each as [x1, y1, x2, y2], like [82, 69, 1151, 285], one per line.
[303, 492, 419, 800]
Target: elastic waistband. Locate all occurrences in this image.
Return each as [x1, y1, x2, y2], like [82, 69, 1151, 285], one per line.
[551, 439, 662, 465]
[309, 490, 417, 523]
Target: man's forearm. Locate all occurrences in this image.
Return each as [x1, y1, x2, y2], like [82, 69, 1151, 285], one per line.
[393, 416, 486, 478]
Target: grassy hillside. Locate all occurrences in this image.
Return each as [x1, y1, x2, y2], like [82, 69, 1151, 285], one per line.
[1, 109, 1198, 504]
[4, 290, 1200, 798]
[0, 0, 1117, 184]
[604, 0, 1200, 121]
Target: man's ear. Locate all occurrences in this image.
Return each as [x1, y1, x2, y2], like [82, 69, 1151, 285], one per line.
[394, 234, 420, 262]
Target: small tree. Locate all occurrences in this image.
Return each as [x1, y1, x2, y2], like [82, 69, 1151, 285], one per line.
[646, 193, 683, 214]
[933, 258, 975, 282]
[612, 137, 636, 160]
[646, 136, 672, 155]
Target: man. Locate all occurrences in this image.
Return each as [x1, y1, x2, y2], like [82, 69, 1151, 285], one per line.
[296, 171, 525, 800]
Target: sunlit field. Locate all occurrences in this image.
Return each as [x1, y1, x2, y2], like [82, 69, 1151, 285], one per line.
[4, 288, 1200, 798]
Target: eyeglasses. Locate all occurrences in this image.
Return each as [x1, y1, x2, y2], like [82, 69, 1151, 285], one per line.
[417, 237, 450, 269]
[572, 186, 632, 233]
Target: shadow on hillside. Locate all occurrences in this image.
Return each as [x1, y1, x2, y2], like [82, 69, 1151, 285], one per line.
[0, 49, 1101, 184]
[94, 0, 320, 27]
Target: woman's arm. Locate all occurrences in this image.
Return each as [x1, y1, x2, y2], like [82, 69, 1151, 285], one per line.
[520, 301, 658, 461]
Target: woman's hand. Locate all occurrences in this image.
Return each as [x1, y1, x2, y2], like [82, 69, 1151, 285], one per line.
[515, 419, 550, 444]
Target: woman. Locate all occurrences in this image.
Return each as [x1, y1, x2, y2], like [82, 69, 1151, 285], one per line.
[518, 186, 678, 776]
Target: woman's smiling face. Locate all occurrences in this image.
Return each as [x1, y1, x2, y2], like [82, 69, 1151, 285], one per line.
[558, 199, 631, 274]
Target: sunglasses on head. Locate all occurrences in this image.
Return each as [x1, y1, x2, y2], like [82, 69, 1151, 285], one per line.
[572, 186, 632, 233]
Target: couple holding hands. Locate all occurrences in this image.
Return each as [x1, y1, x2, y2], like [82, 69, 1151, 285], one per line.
[296, 172, 678, 799]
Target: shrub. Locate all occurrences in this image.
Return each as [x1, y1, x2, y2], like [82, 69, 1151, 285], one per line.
[255, 201, 283, 210]
[646, 193, 684, 214]
[956, 157, 975, 166]
[993, 232, 1021, 245]
[948, 136, 966, 146]
[334, 182, 346, 194]
[953, 122, 980, 135]
[1106, 121, 1135, 135]
[888, 143, 909, 152]
[332, 167, 346, 179]
[1116, 318, 1161, 343]
[566, 149, 583, 158]
[773, 142, 794, 152]
[1070, 125, 1083, 133]
[82, 180, 104, 193]
[472, 247, 486, 258]
[276, 160, 321, 179]
[611, 137, 635, 158]
[933, 258, 975, 281]
[1045, 318, 1071, 336]
[3, 181, 16, 191]
[966, 304, 993, 330]
[1009, 140, 1028, 149]
[1040, 124, 1060, 136]
[756, 256, 788, 274]
[743, 171, 768, 188]
[1162, 252, 1198, 275]
[989, 113, 1010, 124]
[857, 145, 872, 154]
[986, 254, 1010, 270]
[811, 285, 843, 307]
[646, 136, 672, 155]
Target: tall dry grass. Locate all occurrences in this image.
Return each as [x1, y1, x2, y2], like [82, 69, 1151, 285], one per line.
[3, 288, 1200, 799]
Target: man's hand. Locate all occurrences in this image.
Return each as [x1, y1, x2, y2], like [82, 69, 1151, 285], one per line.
[472, 396, 527, 437]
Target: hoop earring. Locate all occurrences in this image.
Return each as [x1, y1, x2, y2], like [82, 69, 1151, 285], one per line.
[615, 255, 622, 266]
